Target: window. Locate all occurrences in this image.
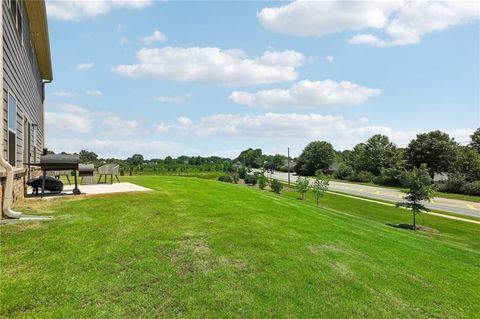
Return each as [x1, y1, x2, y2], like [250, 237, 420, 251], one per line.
[8, 94, 16, 132]
[8, 93, 17, 166]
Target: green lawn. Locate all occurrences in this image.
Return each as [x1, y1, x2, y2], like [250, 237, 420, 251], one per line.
[1, 176, 479, 318]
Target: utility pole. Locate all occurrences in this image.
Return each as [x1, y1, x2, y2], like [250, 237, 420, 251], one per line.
[287, 147, 291, 186]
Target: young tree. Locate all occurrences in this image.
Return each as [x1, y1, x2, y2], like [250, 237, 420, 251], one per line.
[270, 179, 283, 194]
[295, 141, 335, 176]
[396, 164, 432, 230]
[406, 130, 457, 178]
[296, 177, 310, 200]
[312, 173, 329, 206]
[258, 173, 267, 190]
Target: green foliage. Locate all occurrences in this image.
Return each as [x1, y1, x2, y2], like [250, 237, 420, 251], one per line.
[218, 175, 233, 183]
[79, 150, 98, 163]
[460, 181, 480, 196]
[350, 135, 401, 175]
[349, 170, 374, 183]
[455, 146, 480, 181]
[296, 177, 310, 200]
[270, 179, 283, 194]
[238, 167, 247, 179]
[295, 141, 335, 176]
[127, 154, 145, 166]
[396, 164, 432, 229]
[244, 174, 258, 186]
[470, 128, 480, 153]
[312, 173, 329, 206]
[406, 130, 457, 177]
[375, 167, 408, 187]
[236, 148, 264, 168]
[231, 173, 239, 184]
[258, 173, 267, 190]
[334, 163, 353, 180]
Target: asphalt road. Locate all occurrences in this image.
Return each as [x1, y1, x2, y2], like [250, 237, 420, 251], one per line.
[262, 170, 480, 218]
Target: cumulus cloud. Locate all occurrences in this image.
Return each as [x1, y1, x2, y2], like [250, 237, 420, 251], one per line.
[229, 80, 380, 107]
[153, 95, 189, 104]
[142, 30, 167, 44]
[47, 0, 152, 21]
[258, 0, 480, 46]
[75, 63, 94, 70]
[113, 47, 305, 86]
[86, 90, 102, 98]
[102, 114, 140, 135]
[325, 55, 334, 63]
[156, 123, 171, 133]
[45, 137, 186, 159]
[46, 104, 93, 133]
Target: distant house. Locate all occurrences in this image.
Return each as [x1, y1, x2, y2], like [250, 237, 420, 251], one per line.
[1, 0, 52, 203]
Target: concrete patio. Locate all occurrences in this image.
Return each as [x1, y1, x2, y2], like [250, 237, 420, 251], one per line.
[26, 182, 152, 198]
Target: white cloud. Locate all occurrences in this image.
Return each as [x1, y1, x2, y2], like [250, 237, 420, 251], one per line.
[153, 95, 189, 104]
[258, 1, 397, 37]
[348, 34, 387, 47]
[229, 80, 380, 107]
[75, 63, 94, 70]
[47, 0, 152, 21]
[86, 90, 102, 98]
[155, 113, 418, 147]
[45, 104, 93, 133]
[258, 0, 480, 46]
[325, 55, 334, 63]
[102, 114, 139, 135]
[45, 137, 186, 159]
[53, 91, 78, 98]
[142, 30, 167, 44]
[113, 47, 305, 86]
[156, 123, 171, 133]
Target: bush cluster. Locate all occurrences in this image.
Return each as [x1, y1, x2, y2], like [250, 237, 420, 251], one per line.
[244, 174, 258, 185]
[218, 175, 233, 183]
[270, 179, 283, 194]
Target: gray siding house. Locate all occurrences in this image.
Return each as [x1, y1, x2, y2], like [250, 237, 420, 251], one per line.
[1, 0, 52, 202]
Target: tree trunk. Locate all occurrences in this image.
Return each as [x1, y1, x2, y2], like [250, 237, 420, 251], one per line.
[413, 211, 416, 230]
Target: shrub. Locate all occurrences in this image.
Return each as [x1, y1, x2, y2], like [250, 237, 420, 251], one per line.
[244, 174, 258, 185]
[238, 167, 247, 179]
[270, 179, 283, 194]
[375, 167, 407, 187]
[334, 163, 353, 180]
[460, 181, 480, 196]
[434, 172, 466, 194]
[258, 173, 267, 190]
[218, 175, 232, 183]
[231, 173, 239, 184]
[348, 170, 373, 183]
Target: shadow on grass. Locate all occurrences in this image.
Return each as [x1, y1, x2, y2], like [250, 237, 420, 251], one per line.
[387, 223, 439, 234]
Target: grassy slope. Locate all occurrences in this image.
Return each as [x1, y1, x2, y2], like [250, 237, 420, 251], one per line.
[1, 176, 479, 318]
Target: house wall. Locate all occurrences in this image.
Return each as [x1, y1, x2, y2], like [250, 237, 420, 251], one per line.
[3, 0, 44, 168]
[1, 1, 47, 214]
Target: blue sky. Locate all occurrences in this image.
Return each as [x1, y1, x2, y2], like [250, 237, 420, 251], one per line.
[44, 0, 479, 159]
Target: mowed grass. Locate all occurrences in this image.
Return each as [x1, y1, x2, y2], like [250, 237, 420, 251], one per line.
[1, 176, 479, 318]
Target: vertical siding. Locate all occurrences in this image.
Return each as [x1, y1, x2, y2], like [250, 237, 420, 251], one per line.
[3, 1, 45, 167]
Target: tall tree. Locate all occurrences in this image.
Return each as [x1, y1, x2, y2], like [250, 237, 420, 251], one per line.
[295, 141, 335, 176]
[127, 154, 144, 166]
[79, 150, 98, 163]
[396, 164, 432, 230]
[470, 128, 480, 153]
[455, 146, 480, 182]
[405, 130, 457, 178]
[348, 135, 400, 175]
